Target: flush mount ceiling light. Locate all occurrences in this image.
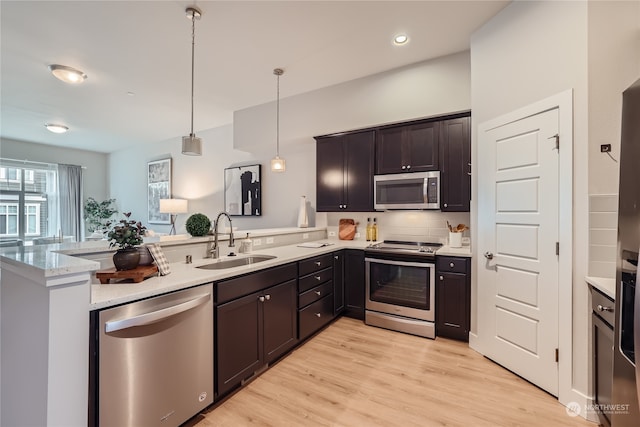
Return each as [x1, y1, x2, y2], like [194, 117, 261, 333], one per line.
[182, 6, 203, 156]
[48, 64, 87, 84]
[271, 68, 286, 172]
[45, 123, 69, 134]
[393, 34, 409, 45]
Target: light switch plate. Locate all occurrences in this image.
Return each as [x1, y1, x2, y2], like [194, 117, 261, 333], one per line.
[328, 231, 336, 237]
[303, 233, 309, 239]
[266, 237, 274, 244]
[253, 238, 262, 246]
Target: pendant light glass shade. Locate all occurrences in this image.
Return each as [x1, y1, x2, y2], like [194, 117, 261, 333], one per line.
[182, 134, 202, 156]
[271, 68, 286, 172]
[182, 7, 203, 156]
[271, 156, 285, 172]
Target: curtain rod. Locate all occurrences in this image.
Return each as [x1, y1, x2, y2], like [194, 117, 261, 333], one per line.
[0, 157, 87, 169]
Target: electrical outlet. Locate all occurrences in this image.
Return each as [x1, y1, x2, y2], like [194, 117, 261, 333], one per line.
[303, 233, 309, 239]
[328, 231, 336, 237]
[253, 238, 262, 246]
[601, 144, 612, 153]
[355, 232, 361, 238]
[266, 237, 274, 244]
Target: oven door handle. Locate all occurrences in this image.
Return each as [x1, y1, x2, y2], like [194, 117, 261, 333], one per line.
[365, 257, 434, 268]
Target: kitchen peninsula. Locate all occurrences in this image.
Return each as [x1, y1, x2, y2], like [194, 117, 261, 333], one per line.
[0, 228, 357, 426]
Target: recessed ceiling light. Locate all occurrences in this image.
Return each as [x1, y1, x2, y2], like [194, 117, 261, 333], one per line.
[48, 64, 87, 84]
[393, 34, 409, 45]
[45, 123, 69, 134]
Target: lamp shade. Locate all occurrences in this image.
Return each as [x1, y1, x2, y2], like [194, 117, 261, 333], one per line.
[159, 198, 188, 214]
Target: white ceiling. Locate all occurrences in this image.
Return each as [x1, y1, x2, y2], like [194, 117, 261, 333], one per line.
[0, 0, 509, 153]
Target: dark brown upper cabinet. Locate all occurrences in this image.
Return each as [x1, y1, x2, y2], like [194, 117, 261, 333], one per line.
[375, 121, 439, 174]
[315, 130, 375, 212]
[439, 116, 471, 212]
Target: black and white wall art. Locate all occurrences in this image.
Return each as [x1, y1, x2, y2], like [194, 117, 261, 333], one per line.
[224, 164, 261, 216]
[148, 158, 171, 224]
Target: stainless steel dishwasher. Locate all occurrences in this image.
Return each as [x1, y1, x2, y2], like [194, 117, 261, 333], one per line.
[98, 284, 214, 427]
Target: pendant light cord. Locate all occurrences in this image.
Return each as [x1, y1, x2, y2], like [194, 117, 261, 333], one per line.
[190, 9, 196, 136]
[276, 71, 280, 157]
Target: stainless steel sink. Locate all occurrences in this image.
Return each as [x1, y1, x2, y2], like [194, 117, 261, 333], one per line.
[196, 255, 276, 270]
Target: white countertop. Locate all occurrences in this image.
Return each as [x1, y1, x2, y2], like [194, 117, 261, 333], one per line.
[1, 234, 472, 309]
[586, 276, 616, 300]
[91, 240, 371, 309]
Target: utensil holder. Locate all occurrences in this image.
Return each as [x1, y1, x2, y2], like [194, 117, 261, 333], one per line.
[449, 232, 462, 248]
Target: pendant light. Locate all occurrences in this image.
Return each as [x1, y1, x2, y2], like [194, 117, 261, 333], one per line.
[182, 6, 203, 156]
[271, 68, 286, 172]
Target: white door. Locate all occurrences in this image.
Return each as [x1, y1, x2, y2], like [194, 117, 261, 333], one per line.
[477, 108, 559, 396]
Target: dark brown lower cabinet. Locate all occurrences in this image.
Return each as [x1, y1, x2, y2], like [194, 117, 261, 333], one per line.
[344, 249, 365, 320]
[590, 285, 614, 427]
[216, 278, 297, 397]
[436, 256, 470, 341]
[333, 250, 345, 316]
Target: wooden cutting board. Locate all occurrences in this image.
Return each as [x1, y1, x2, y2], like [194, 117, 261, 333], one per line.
[339, 218, 357, 240]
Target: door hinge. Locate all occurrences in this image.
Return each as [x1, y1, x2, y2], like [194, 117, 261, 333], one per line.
[555, 242, 559, 256]
[555, 348, 559, 362]
[548, 134, 559, 150]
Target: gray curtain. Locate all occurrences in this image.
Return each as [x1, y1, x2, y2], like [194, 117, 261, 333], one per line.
[58, 164, 83, 242]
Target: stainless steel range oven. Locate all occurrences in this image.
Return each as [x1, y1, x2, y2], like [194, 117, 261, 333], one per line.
[365, 240, 441, 339]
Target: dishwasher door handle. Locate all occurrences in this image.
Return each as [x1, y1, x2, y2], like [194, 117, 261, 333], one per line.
[105, 293, 211, 333]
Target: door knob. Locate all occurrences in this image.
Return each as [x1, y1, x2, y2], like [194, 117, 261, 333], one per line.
[484, 251, 494, 260]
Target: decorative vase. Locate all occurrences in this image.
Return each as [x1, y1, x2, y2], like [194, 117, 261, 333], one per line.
[113, 248, 140, 271]
[137, 246, 154, 266]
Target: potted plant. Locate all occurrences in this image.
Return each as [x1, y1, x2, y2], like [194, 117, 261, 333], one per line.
[108, 212, 147, 270]
[185, 213, 211, 237]
[84, 197, 118, 236]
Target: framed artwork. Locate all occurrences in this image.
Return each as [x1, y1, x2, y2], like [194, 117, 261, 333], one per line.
[148, 158, 171, 224]
[224, 164, 261, 216]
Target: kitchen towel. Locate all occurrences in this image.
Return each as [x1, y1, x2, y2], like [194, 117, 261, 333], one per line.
[297, 196, 309, 228]
[147, 243, 171, 275]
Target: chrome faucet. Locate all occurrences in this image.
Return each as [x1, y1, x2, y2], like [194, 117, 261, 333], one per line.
[209, 212, 235, 259]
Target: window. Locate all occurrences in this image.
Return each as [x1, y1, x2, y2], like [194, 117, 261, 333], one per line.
[0, 203, 19, 236]
[0, 159, 58, 243]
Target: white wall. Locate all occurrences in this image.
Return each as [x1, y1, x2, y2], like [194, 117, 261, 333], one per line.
[110, 51, 472, 234]
[234, 51, 471, 152]
[470, 0, 590, 407]
[0, 137, 109, 206]
[587, 0, 640, 195]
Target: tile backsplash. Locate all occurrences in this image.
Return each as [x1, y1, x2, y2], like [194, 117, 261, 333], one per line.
[321, 211, 471, 246]
[588, 194, 618, 278]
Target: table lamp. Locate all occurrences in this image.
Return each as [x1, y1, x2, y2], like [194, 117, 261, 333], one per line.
[159, 199, 188, 235]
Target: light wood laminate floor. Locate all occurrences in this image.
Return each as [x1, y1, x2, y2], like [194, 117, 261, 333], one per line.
[191, 317, 594, 427]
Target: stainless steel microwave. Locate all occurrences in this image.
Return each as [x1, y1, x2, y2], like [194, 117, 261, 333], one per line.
[374, 171, 440, 210]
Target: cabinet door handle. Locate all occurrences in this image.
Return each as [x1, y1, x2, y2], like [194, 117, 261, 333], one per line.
[259, 296, 265, 302]
[315, 261, 322, 266]
[597, 304, 613, 312]
[315, 313, 321, 318]
[449, 262, 455, 268]
[401, 165, 406, 170]
[264, 294, 271, 301]
[315, 276, 322, 281]
[440, 276, 444, 281]
[407, 165, 411, 169]
[315, 290, 322, 296]
[334, 256, 339, 259]
[443, 203, 448, 208]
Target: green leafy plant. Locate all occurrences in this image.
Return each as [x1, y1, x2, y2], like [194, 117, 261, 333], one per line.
[84, 197, 118, 232]
[107, 212, 146, 250]
[185, 213, 211, 237]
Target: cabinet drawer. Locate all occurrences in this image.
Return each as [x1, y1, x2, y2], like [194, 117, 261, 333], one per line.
[299, 254, 333, 276]
[436, 256, 469, 274]
[299, 294, 334, 340]
[591, 286, 615, 327]
[299, 281, 333, 308]
[217, 263, 297, 304]
[299, 267, 332, 293]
